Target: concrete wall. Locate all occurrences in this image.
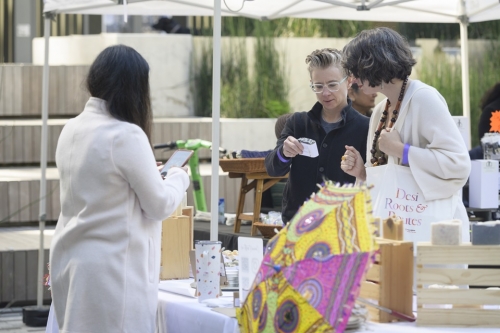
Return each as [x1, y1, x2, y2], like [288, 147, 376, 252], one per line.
[220, 118, 277, 152]
[14, 0, 37, 63]
[191, 36, 354, 113]
[33, 34, 495, 120]
[32, 34, 387, 118]
[33, 33, 194, 118]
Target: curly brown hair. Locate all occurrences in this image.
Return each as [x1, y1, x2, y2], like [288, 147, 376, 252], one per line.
[342, 27, 416, 87]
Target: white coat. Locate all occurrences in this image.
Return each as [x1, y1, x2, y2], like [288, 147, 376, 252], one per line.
[50, 97, 189, 333]
[366, 80, 471, 240]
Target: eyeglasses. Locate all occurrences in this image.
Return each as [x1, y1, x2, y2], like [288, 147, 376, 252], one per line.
[310, 76, 348, 93]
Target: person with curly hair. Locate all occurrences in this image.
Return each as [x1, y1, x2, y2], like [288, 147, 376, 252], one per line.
[265, 48, 369, 223]
[340, 27, 470, 239]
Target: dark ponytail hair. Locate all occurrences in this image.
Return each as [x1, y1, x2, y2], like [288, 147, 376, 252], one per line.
[86, 45, 152, 145]
[480, 82, 500, 110]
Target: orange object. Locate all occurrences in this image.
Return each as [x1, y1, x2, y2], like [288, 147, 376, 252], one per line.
[489, 110, 500, 132]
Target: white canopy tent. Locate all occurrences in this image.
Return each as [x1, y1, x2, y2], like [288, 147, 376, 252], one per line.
[43, 0, 500, 122]
[38, 0, 500, 308]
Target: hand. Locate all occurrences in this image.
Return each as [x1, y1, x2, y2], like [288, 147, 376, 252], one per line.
[157, 161, 163, 172]
[282, 136, 304, 158]
[341, 145, 367, 181]
[379, 128, 404, 159]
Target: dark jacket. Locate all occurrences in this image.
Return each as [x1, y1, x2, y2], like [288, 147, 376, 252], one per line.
[265, 101, 369, 223]
[478, 95, 500, 140]
[469, 95, 500, 159]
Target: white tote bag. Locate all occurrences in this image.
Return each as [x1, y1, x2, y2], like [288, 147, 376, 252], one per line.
[366, 157, 458, 245]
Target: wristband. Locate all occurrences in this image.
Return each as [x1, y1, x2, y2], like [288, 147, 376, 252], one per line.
[402, 143, 410, 165]
[277, 146, 290, 163]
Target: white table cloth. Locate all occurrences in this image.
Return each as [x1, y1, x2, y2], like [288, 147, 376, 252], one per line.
[157, 280, 238, 333]
[367, 322, 499, 333]
[156, 280, 499, 333]
[45, 279, 499, 333]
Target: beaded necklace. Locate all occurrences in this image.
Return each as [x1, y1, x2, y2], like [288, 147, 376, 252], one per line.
[370, 76, 409, 166]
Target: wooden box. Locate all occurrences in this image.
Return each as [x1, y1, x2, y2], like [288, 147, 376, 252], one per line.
[219, 158, 266, 173]
[417, 243, 500, 327]
[253, 222, 282, 239]
[160, 207, 194, 280]
[359, 238, 414, 323]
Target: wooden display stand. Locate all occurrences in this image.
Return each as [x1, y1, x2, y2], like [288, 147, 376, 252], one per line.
[219, 158, 287, 236]
[160, 206, 194, 280]
[229, 172, 288, 236]
[417, 243, 500, 327]
[359, 238, 414, 323]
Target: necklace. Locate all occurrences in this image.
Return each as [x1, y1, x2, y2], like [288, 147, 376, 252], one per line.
[370, 76, 409, 166]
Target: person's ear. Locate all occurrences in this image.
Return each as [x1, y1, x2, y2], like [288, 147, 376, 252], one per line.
[347, 76, 354, 89]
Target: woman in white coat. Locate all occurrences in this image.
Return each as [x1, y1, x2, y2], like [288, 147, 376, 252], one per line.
[340, 27, 471, 240]
[49, 45, 190, 333]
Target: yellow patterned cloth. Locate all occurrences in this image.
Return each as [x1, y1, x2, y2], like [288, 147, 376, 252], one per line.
[237, 182, 377, 333]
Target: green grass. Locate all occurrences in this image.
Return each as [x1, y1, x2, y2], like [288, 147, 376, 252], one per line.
[417, 40, 500, 146]
[196, 17, 374, 38]
[192, 39, 213, 118]
[193, 21, 290, 118]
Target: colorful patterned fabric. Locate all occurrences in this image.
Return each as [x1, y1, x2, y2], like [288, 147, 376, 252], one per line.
[237, 183, 377, 333]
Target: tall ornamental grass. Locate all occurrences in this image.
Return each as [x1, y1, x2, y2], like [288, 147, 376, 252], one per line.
[193, 21, 289, 118]
[416, 40, 500, 146]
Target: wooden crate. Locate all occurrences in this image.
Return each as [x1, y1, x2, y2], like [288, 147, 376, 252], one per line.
[359, 238, 414, 323]
[417, 243, 500, 327]
[160, 207, 194, 280]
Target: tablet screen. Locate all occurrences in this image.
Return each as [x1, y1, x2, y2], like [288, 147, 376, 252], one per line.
[160, 149, 193, 176]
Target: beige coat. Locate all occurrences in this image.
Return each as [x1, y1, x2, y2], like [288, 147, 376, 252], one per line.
[366, 80, 471, 238]
[50, 97, 189, 333]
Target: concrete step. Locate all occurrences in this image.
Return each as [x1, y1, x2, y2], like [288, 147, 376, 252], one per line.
[0, 64, 89, 118]
[0, 116, 278, 166]
[0, 118, 217, 166]
[0, 165, 254, 224]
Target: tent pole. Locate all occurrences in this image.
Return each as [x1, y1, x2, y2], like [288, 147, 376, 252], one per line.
[37, 15, 51, 308]
[210, 0, 221, 241]
[459, 1, 471, 149]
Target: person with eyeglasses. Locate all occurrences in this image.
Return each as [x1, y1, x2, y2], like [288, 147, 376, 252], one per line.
[265, 48, 369, 224]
